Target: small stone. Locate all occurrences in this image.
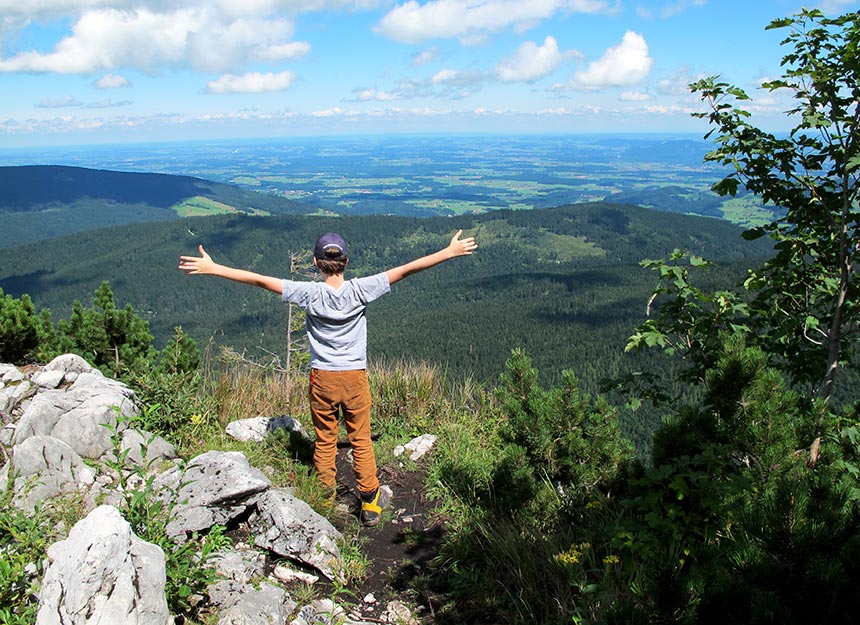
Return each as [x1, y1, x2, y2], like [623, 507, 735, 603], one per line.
[272, 564, 319, 585]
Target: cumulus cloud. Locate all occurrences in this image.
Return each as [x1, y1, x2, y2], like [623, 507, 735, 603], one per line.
[572, 30, 652, 88]
[36, 96, 83, 108]
[374, 0, 617, 44]
[94, 73, 131, 88]
[312, 106, 348, 117]
[206, 70, 296, 94]
[0, 0, 386, 20]
[495, 36, 569, 82]
[0, 6, 308, 75]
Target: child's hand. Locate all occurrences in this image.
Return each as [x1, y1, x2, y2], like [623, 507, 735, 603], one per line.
[448, 229, 478, 258]
[178, 244, 216, 275]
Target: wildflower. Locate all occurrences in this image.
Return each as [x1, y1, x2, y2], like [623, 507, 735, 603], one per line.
[554, 547, 582, 566]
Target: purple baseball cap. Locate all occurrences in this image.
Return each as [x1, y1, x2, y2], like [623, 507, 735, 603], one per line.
[314, 232, 348, 261]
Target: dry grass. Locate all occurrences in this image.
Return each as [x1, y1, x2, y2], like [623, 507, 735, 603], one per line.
[210, 347, 309, 427]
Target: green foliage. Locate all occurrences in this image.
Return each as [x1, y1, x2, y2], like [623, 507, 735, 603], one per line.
[0, 202, 766, 394]
[0, 289, 55, 364]
[610, 335, 860, 624]
[711, 470, 860, 624]
[691, 9, 860, 400]
[495, 349, 632, 512]
[56, 280, 157, 378]
[158, 326, 202, 374]
[0, 489, 51, 624]
[626, 249, 750, 384]
[425, 352, 633, 623]
[123, 327, 217, 442]
[103, 411, 230, 619]
[0, 165, 313, 249]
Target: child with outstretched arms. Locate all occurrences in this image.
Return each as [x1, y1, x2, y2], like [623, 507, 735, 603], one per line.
[179, 229, 477, 525]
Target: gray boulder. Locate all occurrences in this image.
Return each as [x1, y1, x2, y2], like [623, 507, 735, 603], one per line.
[31, 369, 66, 390]
[153, 450, 272, 538]
[13, 369, 137, 459]
[209, 580, 296, 625]
[250, 489, 344, 581]
[0, 363, 25, 383]
[36, 505, 173, 625]
[2, 435, 96, 512]
[225, 415, 306, 443]
[43, 353, 93, 378]
[120, 428, 178, 468]
[211, 546, 267, 585]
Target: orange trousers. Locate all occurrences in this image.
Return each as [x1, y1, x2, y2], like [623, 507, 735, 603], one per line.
[308, 368, 379, 495]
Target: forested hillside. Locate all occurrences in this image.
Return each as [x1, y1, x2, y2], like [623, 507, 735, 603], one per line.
[0, 201, 769, 449]
[0, 165, 316, 248]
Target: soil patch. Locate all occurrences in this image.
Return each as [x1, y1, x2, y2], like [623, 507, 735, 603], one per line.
[331, 443, 447, 623]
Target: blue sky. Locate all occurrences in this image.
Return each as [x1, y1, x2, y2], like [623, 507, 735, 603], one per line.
[1, 0, 856, 147]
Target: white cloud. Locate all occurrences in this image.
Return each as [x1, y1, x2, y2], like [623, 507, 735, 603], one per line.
[94, 73, 131, 88]
[36, 96, 83, 108]
[86, 98, 132, 107]
[0, 6, 307, 75]
[411, 46, 440, 66]
[495, 35, 565, 82]
[643, 103, 694, 115]
[348, 87, 402, 101]
[431, 68, 483, 96]
[206, 70, 296, 94]
[656, 67, 701, 95]
[186, 16, 297, 72]
[258, 40, 311, 61]
[817, 0, 857, 14]
[432, 67, 481, 86]
[0, 0, 385, 20]
[573, 30, 653, 88]
[619, 90, 650, 101]
[659, 0, 706, 18]
[0, 0, 120, 19]
[374, 0, 617, 44]
[312, 106, 347, 117]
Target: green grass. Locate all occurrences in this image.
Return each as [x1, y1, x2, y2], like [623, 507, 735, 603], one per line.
[173, 196, 269, 217]
[719, 196, 775, 228]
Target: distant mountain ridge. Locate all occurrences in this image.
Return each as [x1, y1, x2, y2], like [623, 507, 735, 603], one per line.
[0, 165, 315, 249]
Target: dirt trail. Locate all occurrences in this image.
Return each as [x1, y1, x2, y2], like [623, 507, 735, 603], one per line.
[332, 447, 445, 623]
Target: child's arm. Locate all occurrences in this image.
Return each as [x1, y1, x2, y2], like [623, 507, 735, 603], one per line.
[385, 229, 477, 285]
[178, 244, 283, 294]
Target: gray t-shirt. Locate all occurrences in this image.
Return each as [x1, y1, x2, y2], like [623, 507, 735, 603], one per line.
[282, 272, 391, 370]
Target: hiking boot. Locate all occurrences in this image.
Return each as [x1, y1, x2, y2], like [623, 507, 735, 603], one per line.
[360, 486, 390, 527]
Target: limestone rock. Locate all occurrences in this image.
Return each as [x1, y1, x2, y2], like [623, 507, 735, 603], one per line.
[36, 505, 173, 625]
[153, 450, 271, 538]
[250, 489, 343, 581]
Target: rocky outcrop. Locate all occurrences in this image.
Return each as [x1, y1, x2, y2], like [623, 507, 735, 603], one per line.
[36, 505, 173, 625]
[251, 489, 343, 581]
[153, 450, 272, 538]
[1, 355, 420, 625]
